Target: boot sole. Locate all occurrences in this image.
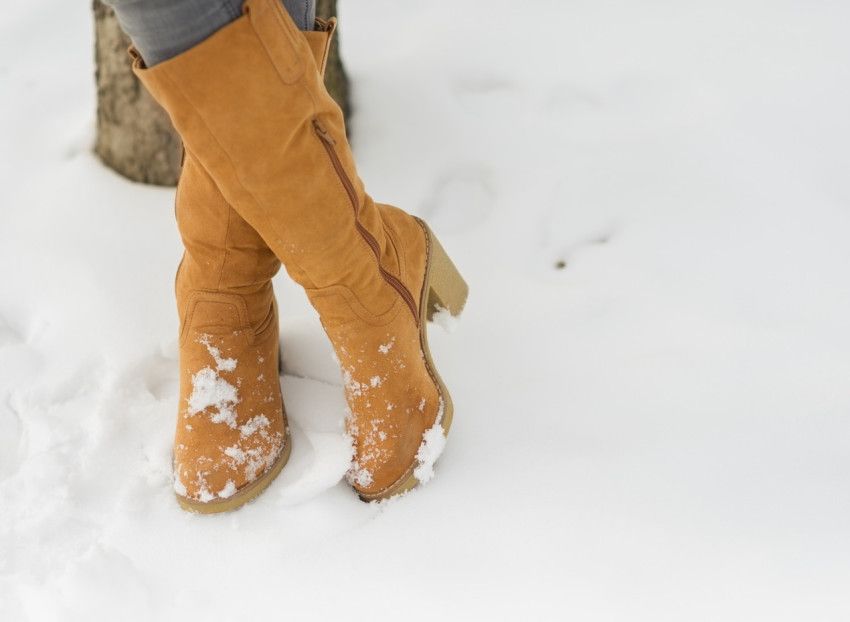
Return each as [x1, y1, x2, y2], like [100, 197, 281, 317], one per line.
[175, 423, 292, 514]
[358, 220, 468, 501]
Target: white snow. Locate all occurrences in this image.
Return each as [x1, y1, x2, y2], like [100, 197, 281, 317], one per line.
[198, 334, 237, 372]
[223, 445, 247, 464]
[2, 0, 850, 620]
[186, 367, 239, 428]
[412, 400, 447, 485]
[186, 333, 240, 428]
[239, 414, 270, 438]
[197, 486, 215, 504]
[429, 306, 459, 333]
[347, 463, 374, 488]
[172, 471, 187, 497]
[218, 480, 237, 499]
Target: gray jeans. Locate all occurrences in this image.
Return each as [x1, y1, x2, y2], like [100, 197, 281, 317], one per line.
[105, 0, 316, 66]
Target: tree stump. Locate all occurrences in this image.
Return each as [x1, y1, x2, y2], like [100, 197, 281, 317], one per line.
[93, 0, 181, 186]
[93, 0, 350, 187]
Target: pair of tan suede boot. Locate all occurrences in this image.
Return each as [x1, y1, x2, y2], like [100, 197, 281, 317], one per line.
[132, 0, 467, 512]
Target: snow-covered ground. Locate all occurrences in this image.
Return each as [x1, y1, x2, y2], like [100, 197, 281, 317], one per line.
[2, 0, 850, 619]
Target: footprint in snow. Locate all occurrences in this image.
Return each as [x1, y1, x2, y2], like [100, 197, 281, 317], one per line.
[0, 313, 23, 348]
[419, 167, 494, 234]
[551, 231, 614, 271]
[0, 395, 24, 481]
[38, 358, 111, 408]
[272, 375, 352, 506]
[541, 179, 620, 271]
[140, 350, 179, 402]
[453, 77, 519, 112]
[544, 82, 603, 116]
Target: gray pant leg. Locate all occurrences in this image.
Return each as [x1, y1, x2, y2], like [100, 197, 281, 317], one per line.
[105, 0, 316, 66]
[282, 0, 316, 31]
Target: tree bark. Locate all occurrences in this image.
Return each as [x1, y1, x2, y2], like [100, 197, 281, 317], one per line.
[93, 0, 350, 187]
[93, 0, 181, 186]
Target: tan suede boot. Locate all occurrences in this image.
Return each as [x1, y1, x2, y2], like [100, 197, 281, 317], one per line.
[171, 19, 337, 512]
[133, 0, 467, 501]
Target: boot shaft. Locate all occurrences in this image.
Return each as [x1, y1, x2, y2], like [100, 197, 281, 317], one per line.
[132, 0, 414, 321]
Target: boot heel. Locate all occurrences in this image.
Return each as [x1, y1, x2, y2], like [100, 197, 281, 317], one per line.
[425, 229, 469, 322]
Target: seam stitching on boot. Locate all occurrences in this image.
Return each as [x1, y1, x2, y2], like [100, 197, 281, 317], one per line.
[216, 204, 233, 292]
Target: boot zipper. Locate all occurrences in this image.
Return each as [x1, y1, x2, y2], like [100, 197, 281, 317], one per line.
[313, 119, 420, 324]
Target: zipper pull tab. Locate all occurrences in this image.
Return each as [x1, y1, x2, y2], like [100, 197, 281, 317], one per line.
[313, 119, 336, 145]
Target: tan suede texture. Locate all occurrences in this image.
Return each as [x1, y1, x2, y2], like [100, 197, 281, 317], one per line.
[170, 20, 337, 504]
[304, 18, 336, 76]
[173, 150, 287, 503]
[134, 0, 443, 497]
